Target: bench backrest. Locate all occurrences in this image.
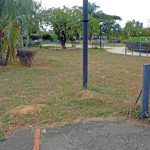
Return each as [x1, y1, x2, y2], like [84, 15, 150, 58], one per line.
[126, 42, 150, 51]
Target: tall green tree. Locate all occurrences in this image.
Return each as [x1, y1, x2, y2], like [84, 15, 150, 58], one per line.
[0, 0, 22, 64]
[87, 2, 122, 40]
[43, 6, 82, 49]
[88, 16, 99, 41]
[0, 0, 41, 65]
[123, 20, 143, 38]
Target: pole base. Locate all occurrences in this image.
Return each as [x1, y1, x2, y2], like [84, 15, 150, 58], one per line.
[139, 111, 149, 119]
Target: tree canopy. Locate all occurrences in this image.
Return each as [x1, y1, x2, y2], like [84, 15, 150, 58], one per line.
[1, 1, 147, 65]
[41, 2, 122, 48]
[42, 6, 82, 48]
[123, 20, 143, 37]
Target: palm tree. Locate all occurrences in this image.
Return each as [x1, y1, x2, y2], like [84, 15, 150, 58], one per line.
[88, 2, 100, 16]
[0, 0, 37, 66]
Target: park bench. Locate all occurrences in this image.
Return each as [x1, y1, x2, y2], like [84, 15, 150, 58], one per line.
[125, 42, 150, 53]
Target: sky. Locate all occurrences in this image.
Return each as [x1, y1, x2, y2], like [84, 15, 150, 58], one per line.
[36, 0, 150, 28]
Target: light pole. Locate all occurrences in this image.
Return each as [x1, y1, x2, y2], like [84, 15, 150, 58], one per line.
[82, 0, 88, 88]
[99, 22, 103, 49]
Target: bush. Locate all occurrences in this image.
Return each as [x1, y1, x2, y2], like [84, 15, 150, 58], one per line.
[124, 37, 150, 42]
[16, 50, 36, 67]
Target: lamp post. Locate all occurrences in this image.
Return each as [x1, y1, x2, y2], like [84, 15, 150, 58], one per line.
[99, 22, 103, 49]
[82, 0, 88, 88]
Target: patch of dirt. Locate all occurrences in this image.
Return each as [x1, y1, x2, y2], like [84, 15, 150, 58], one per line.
[11, 104, 47, 115]
[0, 61, 25, 73]
[77, 90, 116, 105]
[78, 90, 102, 100]
[130, 87, 141, 95]
[33, 60, 59, 71]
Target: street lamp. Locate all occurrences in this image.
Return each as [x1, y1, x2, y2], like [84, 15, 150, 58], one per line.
[99, 22, 103, 49]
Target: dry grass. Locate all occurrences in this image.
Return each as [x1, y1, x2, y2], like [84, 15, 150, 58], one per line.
[10, 104, 47, 115]
[0, 48, 150, 132]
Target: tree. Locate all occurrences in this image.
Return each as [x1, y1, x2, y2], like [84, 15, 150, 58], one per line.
[141, 28, 150, 37]
[87, 2, 122, 40]
[88, 2, 100, 16]
[15, 0, 41, 48]
[0, 0, 22, 65]
[43, 6, 82, 49]
[88, 16, 99, 41]
[123, 20, 143, 38]
[0, 0, 41, 65]
[101, 19, 122, 40]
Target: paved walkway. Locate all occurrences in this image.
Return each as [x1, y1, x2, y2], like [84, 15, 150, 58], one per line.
[106, 46, 150, 57]
[44, 43, 150, 57]
[1, 121, 150, 150]
[0, 129, 34, 150]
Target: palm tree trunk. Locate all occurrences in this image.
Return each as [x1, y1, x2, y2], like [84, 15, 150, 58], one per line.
[4, 48, 10, 66]
[0, 38, 2, 60]
[21, 35, 24, 48]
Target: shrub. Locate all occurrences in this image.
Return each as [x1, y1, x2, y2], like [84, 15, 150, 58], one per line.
[16, 50, 36, 67]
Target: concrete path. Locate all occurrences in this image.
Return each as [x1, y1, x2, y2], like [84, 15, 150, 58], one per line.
[0, 129, 34, 150]
[106, 46, 150, 57]
[1, 121, 150, 150]
[43, 43, 150, 57]
[41, 121, 150, 150]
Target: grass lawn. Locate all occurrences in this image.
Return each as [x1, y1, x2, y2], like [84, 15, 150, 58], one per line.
[0, 48, 150, 133]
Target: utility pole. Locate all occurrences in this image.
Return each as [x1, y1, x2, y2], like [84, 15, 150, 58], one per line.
[99, 22, 103, 49]
[82, 0, 88, 88]
[140, 64, 150, 118]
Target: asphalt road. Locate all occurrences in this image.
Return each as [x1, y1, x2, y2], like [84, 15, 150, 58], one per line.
[1, 121, 150, 150]
[0, 129, 34, 150]
[40, 121, 150, 150]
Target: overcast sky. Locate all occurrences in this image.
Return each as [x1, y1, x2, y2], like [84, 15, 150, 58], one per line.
[37, 0, 150, 27]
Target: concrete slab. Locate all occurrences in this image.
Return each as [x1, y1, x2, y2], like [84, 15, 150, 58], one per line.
[41, 121, 150, 150]
[1, 121, 150, 150]
[0, 129, 34, 150]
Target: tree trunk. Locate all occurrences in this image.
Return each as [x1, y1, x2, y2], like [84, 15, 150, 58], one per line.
[0, 38, 2, 60]
[107, 35, 110, 41]
[60, 35, 66, 49]
[21, 35, 24, 48]
[89, 33, 92, 41]
[26, 34, 30, 47]
[0, 46, 3, 66]
[4, 49, 10, 66]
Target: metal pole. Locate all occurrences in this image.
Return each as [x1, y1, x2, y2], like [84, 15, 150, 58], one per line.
[140, 42, 141, 56]
[100, 25, 102, 48]
[125, 47, 127, 55]
[140, 64, 150, 118]
[83, 0, 88, 88]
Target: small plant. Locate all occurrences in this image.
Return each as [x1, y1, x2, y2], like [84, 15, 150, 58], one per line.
[94, 46, 98, 49]
[0, 131, 5, 141]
